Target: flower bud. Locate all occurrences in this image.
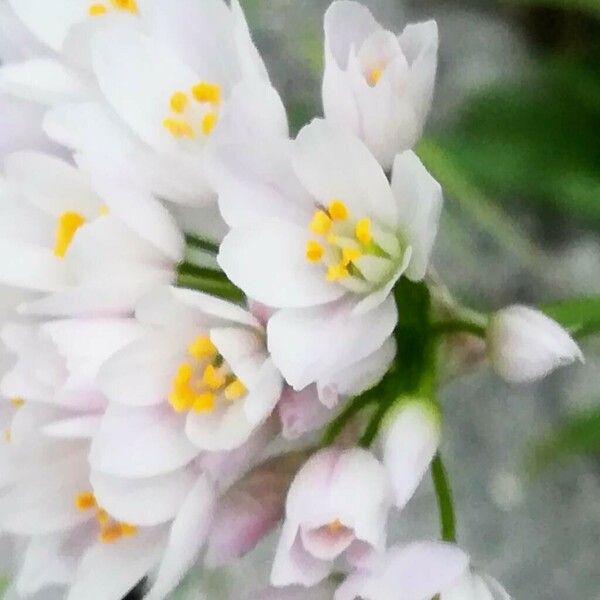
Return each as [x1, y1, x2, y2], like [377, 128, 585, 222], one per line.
[487, 305, 583, 384]
[382, 399, 441, 509]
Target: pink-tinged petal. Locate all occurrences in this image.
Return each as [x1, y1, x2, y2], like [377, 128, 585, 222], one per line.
[43, 414, 101, 439]
[391, 151, 442, 282]
[90, 404, 199, 478]
[66, 528, 167, 600]
[335, 542, 470, 600]
[206, 452, 305, 567]
[145, 474, 217, 600]
[383, 401, 441, 509]
[90, 468, 196, 527]
[278, 385, 331, 440]
[218, 220, 346, 309]
[300, 523, 354, 561]
[292, 119, 397, 226]
[267, 295, 397, 391]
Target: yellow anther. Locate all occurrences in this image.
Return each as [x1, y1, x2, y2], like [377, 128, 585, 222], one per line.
[170, 91, 188, 114]
[309, 210, 332, 235]
[163, 118, 195, 138]
[54, 211, 86, 258]
[326, 263, 349, 282]
[187, 336, 217, 359]
[98, 204, 109, 216]
[96, 508, 110, 525]
[341, 247, 361, 266]
[99, 523, 123, 544]
[355, 218, 372, 245]
[201, 111, 218, 135]
[327, 233, 339, 244]
[10, 397, 24, 408]
[328, 199, 349, 221]
[326, 519, 344, 534]
[368, 67, 384, 86]
[202, 364, 225, 390]
[306, 240, 324, 262]
[174, 362, 193, 384]
[168, 389, 193, 413]
[3, 429, 11, 443]
[111, 0, 138, 12]
[192, 392, 215, 413]
[192, 82, 222, 105]
[88, 3, 108, 16]
[75, 491, 96, 511]
[120, 523, 137, 536]
[224, 379, 247, 401]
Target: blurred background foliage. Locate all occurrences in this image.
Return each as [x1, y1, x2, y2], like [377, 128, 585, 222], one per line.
[227, 1, 600, 597]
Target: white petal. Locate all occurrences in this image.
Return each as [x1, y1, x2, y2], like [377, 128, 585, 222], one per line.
[219, 220, 345, 308]
[391, 151, 442, 281]
[487, 305, 584, 383]
[43, 414, 101, 439]
[210, 326, 265, 385]
[383, 401, 441, 509]
[0, 59, 89, 104]
[66, 528, 167, 600]
[278, 385, 332, 440]
[145, 474, 216, 600]
[90, 404, 199, 478]
[293, 119, 397, 226]
[90, 468, 196, 527]
[267, 295, 397, 391]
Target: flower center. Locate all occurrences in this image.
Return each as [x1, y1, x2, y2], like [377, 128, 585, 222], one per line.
[162, 82, 222, 140]
[53, 211, 86, 258]
[305, 198, 401, 293]
[326, 519, 344, 534]
[75, 491, 137, 544]
[367, 67, 384, 86]
[88, 0, 137, 16]
[168, 335, 247, 414]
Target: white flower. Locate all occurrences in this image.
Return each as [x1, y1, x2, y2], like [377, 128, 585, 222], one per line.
[271, 447, 391, 588]
[94, 286, 283, 452]
[322, 1, 438, 170]
[442, 569, 512, 600]
[382, 399, 441, 509]
[216, 118, 442, 391]
[487, 305, 583, 383]
[0, 151, 184, 317]
[335, 541, 470, 600]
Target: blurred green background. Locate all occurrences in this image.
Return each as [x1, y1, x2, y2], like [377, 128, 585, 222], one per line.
[211, 1, 600, 598]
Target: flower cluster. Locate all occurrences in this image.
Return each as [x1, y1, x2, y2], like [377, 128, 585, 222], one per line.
[0, 1, 584, 599]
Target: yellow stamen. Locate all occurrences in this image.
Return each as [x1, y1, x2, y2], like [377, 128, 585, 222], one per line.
[224, 379, 247, 401]
[54, 211, 86, 258]
[170, 91, 188, 114]
[99, 523, 123, 544]
[326, 263, 349, 282]
[110, 0, 138, 12]
[120, 522, 137, 536]
[341, 247, 361, 266]
[326, 519, 344, 534]
[201, 111, 218, 135]
[10, 397, 24, 408]
[163, 118, 195, 138]
[202, 364, 226, 390]
[96, 508, 110, 525]
[88, 3, 108, 16]
[306, 240, 324, 262]
[368, 67, 383, 86]
[309, 210, 332, 235]
[355, 218, 372, 245]
[192, 82, 222, 105]
[98, 204, 109, 216]
[3, 429, 11, 443]
[192, 391, 215, 413]
[187, 336, 217, 359]
[75, 491, 96, 511]
[328, 199, 349, 221]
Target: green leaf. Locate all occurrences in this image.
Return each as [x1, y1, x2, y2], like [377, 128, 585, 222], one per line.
[530, 406, 600, 472]
[541, 296, 600, 337]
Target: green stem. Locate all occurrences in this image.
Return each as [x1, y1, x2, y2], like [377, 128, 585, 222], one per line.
[431, 453, 457, 543]
[431, 319, 487, 338]
[184, 233, 220, 254]
[176, 272, 245, 303]
[321, 392, 378, 447]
